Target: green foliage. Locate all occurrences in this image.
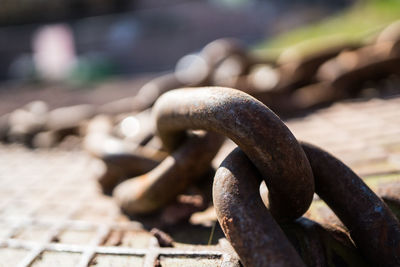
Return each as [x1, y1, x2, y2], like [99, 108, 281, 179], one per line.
[254, 0, 400, 58]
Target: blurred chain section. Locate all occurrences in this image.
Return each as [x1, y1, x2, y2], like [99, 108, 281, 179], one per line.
[1, 21, 400, 148]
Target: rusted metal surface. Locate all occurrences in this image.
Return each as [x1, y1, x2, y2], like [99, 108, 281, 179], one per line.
[113, 132, 224, 215]
[269, 42, 360, 94]
[82, 113, 169, 194]
[213, 147, 305, 267]
[46, 104, 97, 132]
[153, 87, 314, 221]
[97, 152, 161, 195]
[99, 73, 187, 115]
[213, 146, 374, 266]
[302, 142, 400, 266]
[317, 41, 400, 93]
[280, 217, 369, 267]
[6, 101, 49, 145]
[188, 88, 400, 266]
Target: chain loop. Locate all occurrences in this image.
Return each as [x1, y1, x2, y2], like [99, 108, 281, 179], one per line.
[213, 147, 306, 267]
[153, 87, 315, 221]
[301, 142, 400, 266]
[113, 131, 224, 214]
[214, 142, 400, 266]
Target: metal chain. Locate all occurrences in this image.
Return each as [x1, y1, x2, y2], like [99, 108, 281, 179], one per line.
[1, 21, 400, 267]
[149, 87, 400, 266]
[153, 87, 315, 221]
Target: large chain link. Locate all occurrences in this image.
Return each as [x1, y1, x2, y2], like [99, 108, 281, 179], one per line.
[153, 87, 315, 221]
[148, 86, 400, 266]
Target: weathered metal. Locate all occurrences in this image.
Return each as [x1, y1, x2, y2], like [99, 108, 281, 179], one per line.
[113, 131, 224, 215]
[201, 38, 246, 67]
[7, 101, 48, 145]
[113, 109, 155, 145]
[377, 20, 400, 44]
[213, 147, 305, 267]
[275, 42, 360, 92]
[153, 87, 314, 221]
[372, 179, 400, 220]
[317, 42, 400, 92]
[301, 142, 400, 266]
[281, 217, 370, 267]
[97, 152, 161, 194]
[46, 104, 96, 132]
[214, 147, 371, 267]
[99, 73, 187, 115]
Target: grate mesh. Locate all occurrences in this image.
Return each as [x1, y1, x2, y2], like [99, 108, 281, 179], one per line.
[0, 96, 400, 266]
[0, 147, 233, 266]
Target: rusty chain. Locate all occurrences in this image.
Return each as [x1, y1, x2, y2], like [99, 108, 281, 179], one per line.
[113, 131, 224, 215]
[101, 85, 400, 265]
[301, 143, 400, 265]
[1, 21, 400, 267]
[146, 86, 399, 266]
[152, 87, 315, 221]
[214, 144, 400, 266]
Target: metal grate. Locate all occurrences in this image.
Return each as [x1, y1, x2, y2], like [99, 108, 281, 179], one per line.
[0, 148, 235, 266]
[0, 95, 400, 266]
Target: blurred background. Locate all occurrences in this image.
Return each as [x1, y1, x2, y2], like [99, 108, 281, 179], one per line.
[1, 0, 399, 111]
[0, 0, 357, 110]
[0, 0, 351, 80]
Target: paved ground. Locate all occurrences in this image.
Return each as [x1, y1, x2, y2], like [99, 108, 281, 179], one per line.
[0, 94, 399, 266]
